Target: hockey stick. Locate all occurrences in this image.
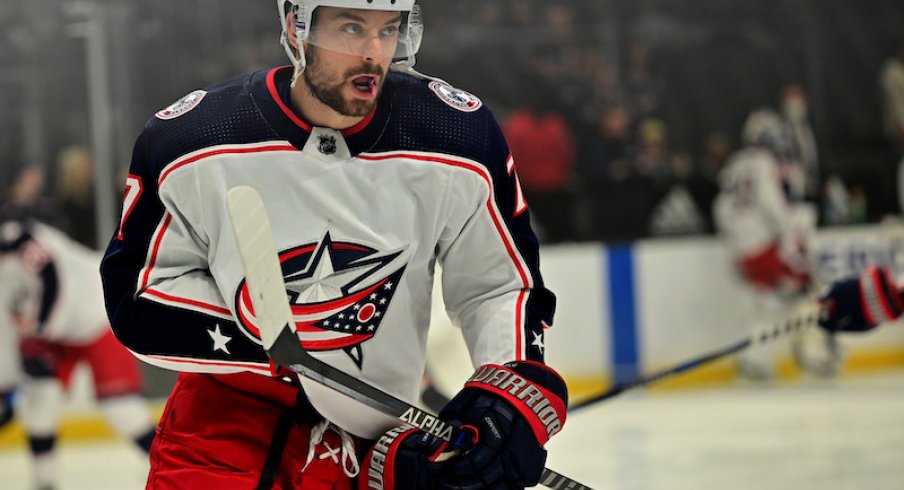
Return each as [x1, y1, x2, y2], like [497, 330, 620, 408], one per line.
[226, 186, 593, 490]
[568, 302, 824, 411]
[422, 305, 825, 413]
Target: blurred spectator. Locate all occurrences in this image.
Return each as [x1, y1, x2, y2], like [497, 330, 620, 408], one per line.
[0, 161, 62, 226]
[580, 105, 633, 240]
[594, 118, 668, 239]
[623, 40, 663, 121]
[823, 175, 853, 225]
[687, 132, 733, 232]
[780, 83, 820, 201]
[880, 40, 904, 158]
[54, 146, 96, 248]
[634, 118, 671, 182]
[585, 107, 634, 181]
[631, 0, 701, 48]
[503, 102, 577, 243]
[509, 0, 536, 30]
[849, 185, 868, 223]
[528, 4, 586, 111]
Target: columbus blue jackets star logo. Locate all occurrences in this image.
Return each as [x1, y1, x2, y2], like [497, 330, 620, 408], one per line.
[235, 233, 407, 368]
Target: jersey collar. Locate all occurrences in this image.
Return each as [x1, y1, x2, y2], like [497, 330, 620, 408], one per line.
[251, 66, 390, 156]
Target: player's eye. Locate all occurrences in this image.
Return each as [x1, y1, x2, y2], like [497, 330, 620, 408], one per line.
[380, 25, 399, 38]
[341, 23, 364, 36]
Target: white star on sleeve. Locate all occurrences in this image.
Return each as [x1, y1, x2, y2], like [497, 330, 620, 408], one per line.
[208, 324, 232, 354]
[531, 332, 545, 355]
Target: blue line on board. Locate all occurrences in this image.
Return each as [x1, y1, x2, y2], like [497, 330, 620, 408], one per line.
[607, 244, 640, 383]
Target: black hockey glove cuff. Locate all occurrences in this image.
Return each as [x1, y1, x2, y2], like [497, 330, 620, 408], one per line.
[359, 424, 452, 490]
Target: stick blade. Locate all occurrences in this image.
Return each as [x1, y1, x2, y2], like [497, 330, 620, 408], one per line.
[226, 186, 293, 351]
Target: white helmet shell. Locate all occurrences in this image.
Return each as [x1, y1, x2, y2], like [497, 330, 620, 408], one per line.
[742, 109, 794, 159]
[277, 0, 423, 71]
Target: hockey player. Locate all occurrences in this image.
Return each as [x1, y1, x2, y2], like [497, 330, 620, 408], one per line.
[100, 1, 567, 489]
[713, 109, 835, 380]
[0, 220, 156, 490]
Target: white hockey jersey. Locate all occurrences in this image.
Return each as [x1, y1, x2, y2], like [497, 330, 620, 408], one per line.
[101, 66, 555, 437]
[0, 222, 110, 388]
[713, 147, 816, 276]
[0, 221, 109, 345]
[714, 149, 790, 255]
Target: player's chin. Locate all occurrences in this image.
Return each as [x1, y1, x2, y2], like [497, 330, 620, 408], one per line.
[344, 86, 380, 113]
[341, 97, 377, 118]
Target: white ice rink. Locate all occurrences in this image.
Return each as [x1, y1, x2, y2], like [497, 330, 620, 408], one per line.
[0, 370, 902, 490]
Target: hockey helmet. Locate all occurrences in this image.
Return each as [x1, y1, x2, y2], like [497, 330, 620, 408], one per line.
[278, 0, 423, 70]
[741, 109, 795, 159]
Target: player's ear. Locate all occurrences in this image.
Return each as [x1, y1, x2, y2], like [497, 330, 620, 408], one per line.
[285, 13, 300, 51]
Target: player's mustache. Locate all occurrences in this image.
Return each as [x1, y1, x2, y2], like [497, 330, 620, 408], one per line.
[345, 64, 384, 79]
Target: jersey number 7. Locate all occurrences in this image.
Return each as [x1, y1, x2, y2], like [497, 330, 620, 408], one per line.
[117, 175, 144, 241]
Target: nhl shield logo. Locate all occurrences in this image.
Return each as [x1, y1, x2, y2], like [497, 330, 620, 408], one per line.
[235, 233, 407, 369]
[317, 135, 338, 155]
[156, 90, 207, 120]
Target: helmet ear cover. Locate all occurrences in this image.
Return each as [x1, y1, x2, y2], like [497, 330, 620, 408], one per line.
[277, 0, 422, 70]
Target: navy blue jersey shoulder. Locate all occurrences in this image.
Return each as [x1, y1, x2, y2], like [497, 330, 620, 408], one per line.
[373, 72, 508, 171]
[136, 71, 280, 179]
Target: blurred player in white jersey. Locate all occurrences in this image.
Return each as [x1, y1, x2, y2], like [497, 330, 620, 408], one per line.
[0, 220, 156, 490]
[714, 109, 836, 380]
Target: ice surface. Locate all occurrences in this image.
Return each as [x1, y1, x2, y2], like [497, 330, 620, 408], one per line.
[1, 370, 902, 489]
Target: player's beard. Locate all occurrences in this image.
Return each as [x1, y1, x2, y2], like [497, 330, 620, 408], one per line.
[303, 46, 385, 118]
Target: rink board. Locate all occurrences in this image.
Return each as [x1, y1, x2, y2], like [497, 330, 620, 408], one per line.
[541, 223, 904, 389]
[427, 223, 904, 396]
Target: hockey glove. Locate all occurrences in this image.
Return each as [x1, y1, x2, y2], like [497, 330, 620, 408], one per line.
[434, 360, 568, 489]
[359, 423, 452, 489]
[819, 266, 904, 333]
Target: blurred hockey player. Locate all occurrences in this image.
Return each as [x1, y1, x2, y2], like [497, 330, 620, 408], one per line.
[0, 220, 156, 490]
[100, 1, 567, 488]
[713, 109, 835, 380]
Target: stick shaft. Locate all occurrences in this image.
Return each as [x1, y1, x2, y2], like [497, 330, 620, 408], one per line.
[571, 302, 822, 411]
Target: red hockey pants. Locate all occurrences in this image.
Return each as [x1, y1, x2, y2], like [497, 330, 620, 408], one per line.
[147, 372, 364, 489]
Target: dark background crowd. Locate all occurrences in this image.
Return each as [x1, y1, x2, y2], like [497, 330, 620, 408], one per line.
[2, 0, 904, 247]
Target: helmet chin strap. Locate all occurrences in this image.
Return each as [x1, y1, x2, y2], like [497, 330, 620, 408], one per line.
[283, 41, 304, 88]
